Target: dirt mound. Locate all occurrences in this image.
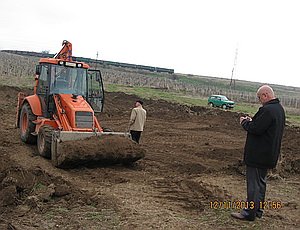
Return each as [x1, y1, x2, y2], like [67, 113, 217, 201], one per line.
[277, 126, 300, 175]
[0, 156, 71, 209]
[103, 92, 195, 119]
[279, 155, 300, 175]
[0, 156, 119, 229]
[0, 151, 121, 228]
[55, 135, 146, 168]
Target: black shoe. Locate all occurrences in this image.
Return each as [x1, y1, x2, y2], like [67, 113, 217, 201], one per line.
[256, 213, 262, 218]
[231, 212, 255, 221]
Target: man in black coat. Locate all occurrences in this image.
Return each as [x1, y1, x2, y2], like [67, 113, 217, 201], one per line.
[231, 85, 285, 221]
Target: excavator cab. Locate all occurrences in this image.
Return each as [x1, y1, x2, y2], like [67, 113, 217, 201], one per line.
[35, 62, 104, 116]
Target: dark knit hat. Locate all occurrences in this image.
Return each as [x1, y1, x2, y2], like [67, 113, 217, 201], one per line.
[136, 100, 143, 105]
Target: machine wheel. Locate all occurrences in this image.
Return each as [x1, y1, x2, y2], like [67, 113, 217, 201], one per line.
[208, 102, 214, 107]
[19, 103, 37, 144]
[37, 125, 54, 159]
[222, 104, 227, 109]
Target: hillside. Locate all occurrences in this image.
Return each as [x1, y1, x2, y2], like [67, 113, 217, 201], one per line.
[1, 51, 300, 109]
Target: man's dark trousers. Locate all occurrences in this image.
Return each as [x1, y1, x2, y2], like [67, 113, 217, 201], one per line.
[130, 130, 142, 143]
[241, 166, 268, 220]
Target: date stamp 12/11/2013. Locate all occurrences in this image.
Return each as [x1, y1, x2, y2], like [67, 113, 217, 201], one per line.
[209, 200, 283, 210]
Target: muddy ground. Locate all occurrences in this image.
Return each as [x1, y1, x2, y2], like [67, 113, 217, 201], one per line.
[0, 85, 299, 230]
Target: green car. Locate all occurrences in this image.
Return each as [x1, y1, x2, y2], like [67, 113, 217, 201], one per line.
[208, 95, 235, 109]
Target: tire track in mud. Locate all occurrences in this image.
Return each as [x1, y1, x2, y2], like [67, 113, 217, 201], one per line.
[7, 147, 212, 229]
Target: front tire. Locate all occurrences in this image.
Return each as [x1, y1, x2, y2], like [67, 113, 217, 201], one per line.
[19, 103, 37, 144]
[208, 102, 214, 107]
[222, 104, 227, 109]
[37, 125, 54, 159]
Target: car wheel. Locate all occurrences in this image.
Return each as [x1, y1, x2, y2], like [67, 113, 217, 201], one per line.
[222, 104, 227, 109]
[208, 102, 214, 107]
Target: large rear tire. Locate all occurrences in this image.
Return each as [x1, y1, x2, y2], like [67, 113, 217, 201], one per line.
[19, 103, 37, 144]
[37, 125, 54, 159]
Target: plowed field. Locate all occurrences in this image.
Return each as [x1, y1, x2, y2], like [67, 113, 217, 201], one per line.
[0, 85, 299, 229]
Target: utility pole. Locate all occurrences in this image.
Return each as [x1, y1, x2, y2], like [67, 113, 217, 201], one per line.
[230, 46, 238, 89]
[95, 51, 99, 70]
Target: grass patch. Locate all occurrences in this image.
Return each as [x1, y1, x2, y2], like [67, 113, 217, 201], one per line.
[45, 211, 55, 220]
[286, 114, 300, 125]
[84, 209, 120, 226]
[234, 102, 260, 116]
[31, 182, 46, 192]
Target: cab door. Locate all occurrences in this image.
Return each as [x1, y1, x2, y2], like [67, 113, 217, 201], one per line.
[36, 64, 51, 117]
[215, 96, 222, 107]
[87, 69, 104, 112]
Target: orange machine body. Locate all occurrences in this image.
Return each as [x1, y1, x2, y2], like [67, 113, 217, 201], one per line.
[52, 94, 102, 132]
[17, 93, 103, 133]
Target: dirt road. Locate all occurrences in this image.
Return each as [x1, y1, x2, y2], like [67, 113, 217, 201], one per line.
[0, 85, 299, 229]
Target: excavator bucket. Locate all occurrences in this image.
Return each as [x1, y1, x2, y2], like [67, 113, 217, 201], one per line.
[51, 131, 145, 168]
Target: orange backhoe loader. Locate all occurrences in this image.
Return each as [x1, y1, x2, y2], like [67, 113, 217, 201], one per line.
[16, 40, 144, 168]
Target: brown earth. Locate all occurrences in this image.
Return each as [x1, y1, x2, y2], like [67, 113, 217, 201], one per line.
[56, 136, 145, 168]
[0, 85, 299, 230]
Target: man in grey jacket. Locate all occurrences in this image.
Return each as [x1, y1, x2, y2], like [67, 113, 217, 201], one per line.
[129, 100, 147, 143]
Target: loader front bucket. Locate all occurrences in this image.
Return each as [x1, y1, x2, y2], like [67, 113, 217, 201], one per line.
[51, 131, 145, 168]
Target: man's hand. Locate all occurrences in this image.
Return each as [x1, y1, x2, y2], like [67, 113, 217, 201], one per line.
[240, 116, 252, 124]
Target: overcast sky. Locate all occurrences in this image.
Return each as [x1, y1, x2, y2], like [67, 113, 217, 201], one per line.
[1, 0, 299, 87]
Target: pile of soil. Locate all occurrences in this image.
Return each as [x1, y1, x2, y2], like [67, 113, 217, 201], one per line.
[56, 135, 146, 168]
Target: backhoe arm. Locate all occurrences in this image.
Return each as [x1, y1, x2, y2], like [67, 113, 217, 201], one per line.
[53, 40, 73, 61]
